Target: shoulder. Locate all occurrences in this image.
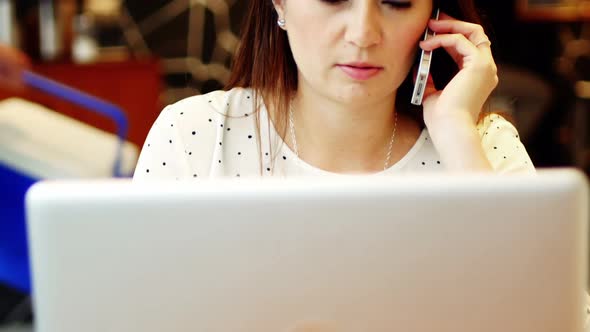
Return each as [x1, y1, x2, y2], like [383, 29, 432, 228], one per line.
[133, 88, 259, 180]
[148, 87, 256, 146]
[476, 113, 521, 150]
[476, 113, 535, 173]
[476, 113, 518, 136]
[166, 87, 255, 117]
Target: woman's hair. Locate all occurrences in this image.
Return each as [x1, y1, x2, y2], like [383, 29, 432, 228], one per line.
[224, 0, 490, 168]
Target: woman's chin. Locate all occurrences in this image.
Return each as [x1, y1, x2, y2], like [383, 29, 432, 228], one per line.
[331, 83, 395, 105]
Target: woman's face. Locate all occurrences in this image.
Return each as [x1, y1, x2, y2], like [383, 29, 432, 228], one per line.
[274, 0, 433, 104]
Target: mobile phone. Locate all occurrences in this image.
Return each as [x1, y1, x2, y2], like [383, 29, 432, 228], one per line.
[411, 7, 440, 106]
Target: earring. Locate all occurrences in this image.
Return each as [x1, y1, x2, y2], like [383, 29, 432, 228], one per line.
[277, 18, 286, 30]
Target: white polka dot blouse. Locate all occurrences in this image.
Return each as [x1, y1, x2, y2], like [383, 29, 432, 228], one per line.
[133, 87, 535, 180]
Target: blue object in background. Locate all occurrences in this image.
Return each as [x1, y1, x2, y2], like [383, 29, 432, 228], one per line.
[0, 71, 130, 293]
[0, 163, 37, 293]
[23, 71, 129, 177]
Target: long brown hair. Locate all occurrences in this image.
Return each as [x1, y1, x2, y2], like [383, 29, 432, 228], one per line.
[225, 0, 490, 169]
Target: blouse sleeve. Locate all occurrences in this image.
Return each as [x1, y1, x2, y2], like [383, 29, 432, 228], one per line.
[477, 114, 536, 174]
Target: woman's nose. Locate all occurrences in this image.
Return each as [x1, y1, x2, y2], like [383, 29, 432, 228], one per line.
[344, 4, 383, 48]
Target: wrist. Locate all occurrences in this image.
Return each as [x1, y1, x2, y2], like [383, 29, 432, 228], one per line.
[426, 113, 492, 172]
[425, 109, 475, 132]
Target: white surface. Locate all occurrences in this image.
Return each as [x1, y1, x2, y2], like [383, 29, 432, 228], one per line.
[26, 169, 589, 332]
[0, 97, 138, 178]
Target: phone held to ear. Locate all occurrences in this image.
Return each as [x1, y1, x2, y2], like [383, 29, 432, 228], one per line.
[411, 7, 440, 106]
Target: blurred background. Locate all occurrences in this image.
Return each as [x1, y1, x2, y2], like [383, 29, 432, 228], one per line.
[0, 0, 589, 330]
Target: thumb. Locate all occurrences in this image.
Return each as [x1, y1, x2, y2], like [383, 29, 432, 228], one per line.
[423, 73, 437, 100]
[422, 74, 441, 110]
[422, 90, 441, 110]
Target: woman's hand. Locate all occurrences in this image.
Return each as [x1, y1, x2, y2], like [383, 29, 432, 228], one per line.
[415, 13, 496, 172]
[0, 44, 30, 91]
[419, 12, 498, 129]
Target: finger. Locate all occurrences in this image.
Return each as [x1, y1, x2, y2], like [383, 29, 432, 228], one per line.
[429, 20, 488, 44]
[428, 14, 492, 54]
[420, 33, 479, 61]
[423, 73, 437, 99]
[428, 24, 491, 55]
[422, 74, 442, 108]
[432, 25, 492, 54]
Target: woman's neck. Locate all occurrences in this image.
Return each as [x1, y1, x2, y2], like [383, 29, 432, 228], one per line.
[285, 86, 400, 174]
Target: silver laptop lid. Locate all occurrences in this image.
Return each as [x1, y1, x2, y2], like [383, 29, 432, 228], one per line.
[26, 169, 588, 332]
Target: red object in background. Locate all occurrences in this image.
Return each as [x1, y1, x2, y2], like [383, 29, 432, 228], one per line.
[0, 58, 163, 147]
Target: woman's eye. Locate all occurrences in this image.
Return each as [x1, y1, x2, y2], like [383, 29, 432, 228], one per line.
[320, 0, 347, 4]
[382, 1, 412, 9]
[319, 0, 412, 8]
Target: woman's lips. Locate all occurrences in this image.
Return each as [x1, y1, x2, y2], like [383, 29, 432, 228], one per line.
[337, 64, 383, 81]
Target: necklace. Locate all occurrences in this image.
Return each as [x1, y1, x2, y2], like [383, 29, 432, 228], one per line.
[288, 104, 398, 171]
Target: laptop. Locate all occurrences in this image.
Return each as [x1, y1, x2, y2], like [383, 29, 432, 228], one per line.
[25, 169, 589, 332]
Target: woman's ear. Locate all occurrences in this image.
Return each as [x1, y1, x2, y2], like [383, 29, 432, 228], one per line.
[272, 0, 286, 20]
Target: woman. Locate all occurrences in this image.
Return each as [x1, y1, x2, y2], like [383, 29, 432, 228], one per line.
[134, 0, 532, 179]
[134, 0, 589, 328]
